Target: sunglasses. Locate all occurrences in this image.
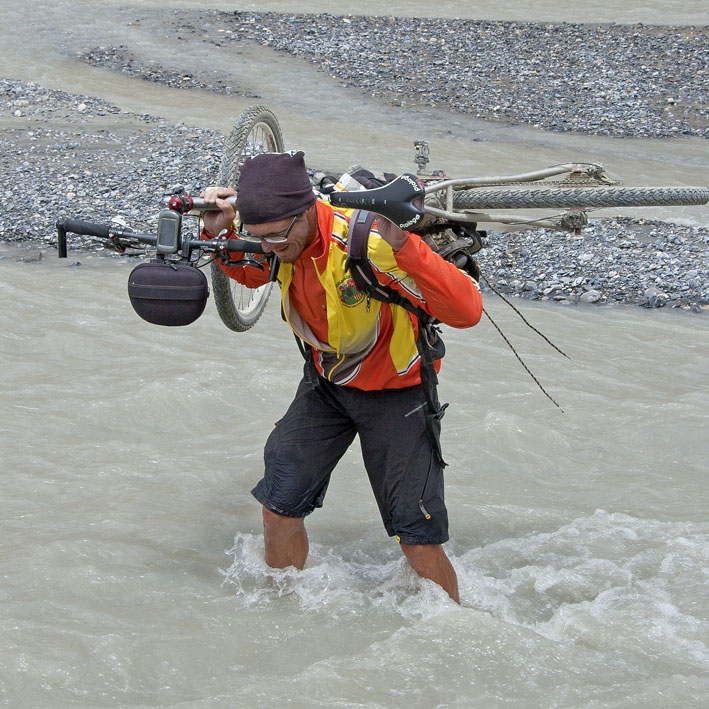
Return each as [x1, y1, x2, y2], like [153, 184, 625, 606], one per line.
[238, 214, 299, 244]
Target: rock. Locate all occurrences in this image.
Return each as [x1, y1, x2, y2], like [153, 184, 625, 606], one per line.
[643, 287, 668, 308]
[579, 289, 601, 303]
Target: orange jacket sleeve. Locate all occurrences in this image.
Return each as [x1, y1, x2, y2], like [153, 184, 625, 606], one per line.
[200, 227, 271, 288]
[386, 232, 483, 328]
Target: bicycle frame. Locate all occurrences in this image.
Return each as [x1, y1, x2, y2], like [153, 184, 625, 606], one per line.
[421, 163, 613, 228]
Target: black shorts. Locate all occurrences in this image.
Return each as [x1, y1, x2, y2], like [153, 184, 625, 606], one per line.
[251, 377, 449, 545]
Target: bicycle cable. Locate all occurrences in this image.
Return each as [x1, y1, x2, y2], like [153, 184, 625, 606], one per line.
[479, 273, 568, 412]
[488, 213, 569, 227]
[196, 253, 216, 269]
[481, 274, 570, 359]
[481, 306, 565, 413]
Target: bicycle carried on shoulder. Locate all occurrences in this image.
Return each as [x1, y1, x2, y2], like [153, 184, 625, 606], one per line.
[56, 105, 709, 332]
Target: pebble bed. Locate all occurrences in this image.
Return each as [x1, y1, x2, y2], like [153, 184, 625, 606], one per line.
[78, 46, 254, 97]
[0, 80, 223, 246]
[1, 68, 708, 310]
[165, 10, 709, 140]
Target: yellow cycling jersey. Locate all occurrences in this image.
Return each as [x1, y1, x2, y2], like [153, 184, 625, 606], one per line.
[278, 203, 421, 385]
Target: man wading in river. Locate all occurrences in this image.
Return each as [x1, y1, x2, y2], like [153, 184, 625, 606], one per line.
[201, 151, 482, 602]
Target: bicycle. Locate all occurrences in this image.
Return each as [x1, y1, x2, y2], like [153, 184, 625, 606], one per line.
[56, 105, 709, 332]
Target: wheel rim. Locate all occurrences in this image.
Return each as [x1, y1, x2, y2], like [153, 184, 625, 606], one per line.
[229, 117, 280, 319]
[211, 107, 284, 332]
[230, 280, 271, 318]
[241, 121, 281, 166]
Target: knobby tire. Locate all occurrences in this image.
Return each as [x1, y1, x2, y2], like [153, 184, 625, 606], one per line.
[452, 185, 709, 210]
[210, 106, 283, 331]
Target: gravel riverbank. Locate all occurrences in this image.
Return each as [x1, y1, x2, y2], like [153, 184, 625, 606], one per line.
[86, 10, 709, 140]
[2, 73, 708, 310]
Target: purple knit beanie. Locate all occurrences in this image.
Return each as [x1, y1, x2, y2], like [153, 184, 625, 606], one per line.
[236, 151, 316, 224]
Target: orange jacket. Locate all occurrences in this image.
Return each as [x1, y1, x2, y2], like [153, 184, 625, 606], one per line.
[208, 201, 482, 390]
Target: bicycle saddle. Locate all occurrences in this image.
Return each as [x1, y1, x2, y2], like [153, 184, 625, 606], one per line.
[329, 173, 426, 230]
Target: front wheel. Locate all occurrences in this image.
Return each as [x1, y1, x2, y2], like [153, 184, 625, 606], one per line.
[452, 185, 709, 211]
[210, 106, 284, 332]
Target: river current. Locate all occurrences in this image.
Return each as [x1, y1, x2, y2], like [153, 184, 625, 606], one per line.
[1, 1, 708, 707]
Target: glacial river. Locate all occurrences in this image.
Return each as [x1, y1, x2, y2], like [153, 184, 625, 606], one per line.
[1, 1, 708, 707]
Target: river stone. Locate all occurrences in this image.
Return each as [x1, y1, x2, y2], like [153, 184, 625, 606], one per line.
[643, 287, 669, 308]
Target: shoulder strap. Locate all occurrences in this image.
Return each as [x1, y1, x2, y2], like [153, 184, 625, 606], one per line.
[345, 209, 385, 298]
[345, 209, 430, 320]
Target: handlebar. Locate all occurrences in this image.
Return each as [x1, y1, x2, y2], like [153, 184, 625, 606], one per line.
[56, 218, 111, 257]
[55, 217, 266, 258]
[205, 237, 267, 254]
[58, 218, 112, 240]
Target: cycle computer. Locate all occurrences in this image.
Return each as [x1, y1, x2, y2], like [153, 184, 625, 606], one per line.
[156, 210, 181, 255]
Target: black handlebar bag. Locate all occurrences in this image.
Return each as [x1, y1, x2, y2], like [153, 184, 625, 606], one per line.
[128, 261, 209, 326]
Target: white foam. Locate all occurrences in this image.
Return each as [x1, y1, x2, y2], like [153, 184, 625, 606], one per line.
[454, 509, 709, 674]
[221, 532, 458, 621]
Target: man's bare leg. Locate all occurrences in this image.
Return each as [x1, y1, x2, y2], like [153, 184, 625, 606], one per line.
[262, 507, 309, 569]
[400, 543, 460, 604]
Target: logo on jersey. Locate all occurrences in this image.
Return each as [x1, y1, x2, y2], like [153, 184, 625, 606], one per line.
[336, 276, 365, 307]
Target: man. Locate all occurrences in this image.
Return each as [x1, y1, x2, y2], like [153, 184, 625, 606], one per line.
[201, 151, 482, 602]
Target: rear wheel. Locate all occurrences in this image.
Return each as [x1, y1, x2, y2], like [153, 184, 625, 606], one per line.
[452, 185, 709, 210]
[210, 106, 284, 331]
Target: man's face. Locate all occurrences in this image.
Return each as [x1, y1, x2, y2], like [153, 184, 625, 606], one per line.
[242, 205, 317, 263]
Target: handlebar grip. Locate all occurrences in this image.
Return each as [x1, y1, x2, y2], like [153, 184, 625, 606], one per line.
[57, 218, 112, 239]
[224, 238, 266, 254]
[56, 218, 112, 258]
[168, 195, 238, 214]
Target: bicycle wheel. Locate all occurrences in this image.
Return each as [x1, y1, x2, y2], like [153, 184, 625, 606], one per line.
[452, 186, 709, 210]
[210, 106, 284, 331]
